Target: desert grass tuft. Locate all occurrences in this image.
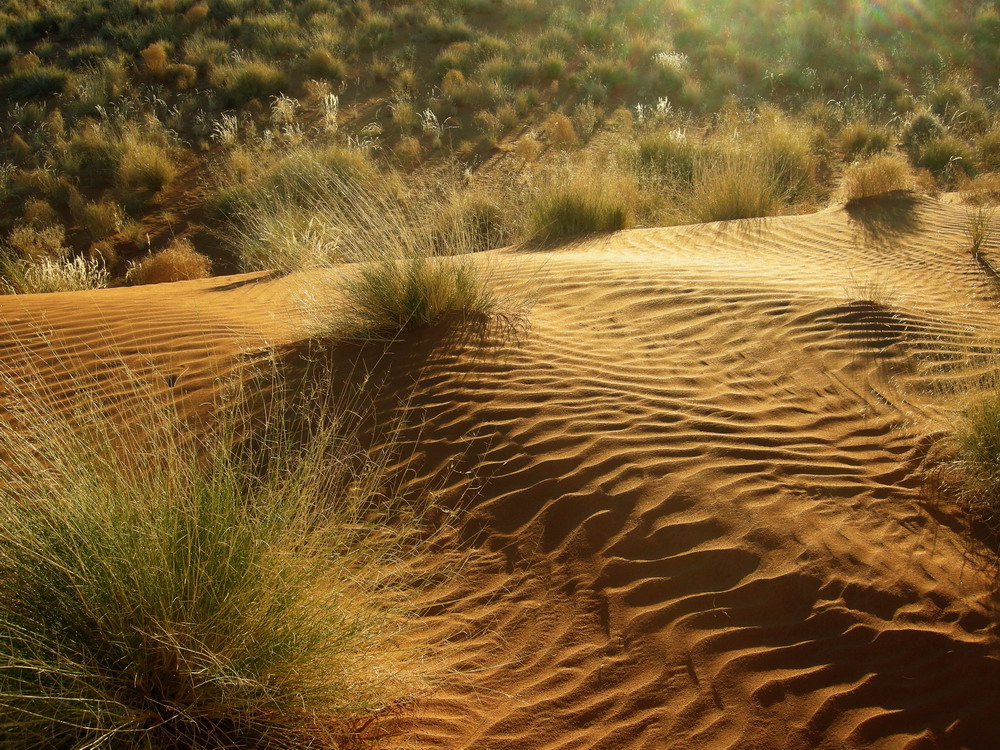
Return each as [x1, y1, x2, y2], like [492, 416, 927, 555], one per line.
[841, 153, 914, 204]
[0, 358, 435, 748]
[1, 255, 109, 294]
[687, 148, 785, 223]
[342, 254, 502, 338]
[126, 238, 212, 285]
[332, 178, 514, 338]
[953, 389, 1000, 539]
[964, 204, 996, 256]
[526, 167, 636, 243]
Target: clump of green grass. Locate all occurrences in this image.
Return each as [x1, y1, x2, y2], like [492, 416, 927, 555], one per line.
[839, 120, 892, 161]
[527, 167, 635, 242]
[688, 147, 785, 222]
[918, 135, 975, 181]
[0, 367, 432, 748]
[953, 389, 1000, 537]
[333, 176, 512, 338]
[635, 127, 698, 182]
[342, 254, 501, 337]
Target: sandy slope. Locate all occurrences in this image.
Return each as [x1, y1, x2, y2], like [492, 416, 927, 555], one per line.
[1, 195, 998, 749]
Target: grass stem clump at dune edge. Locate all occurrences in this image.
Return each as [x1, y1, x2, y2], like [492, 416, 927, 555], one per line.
[964, 204, 996, 256]
[688, 148, 785, 223]
[841, 154, 915, 204]
[0, 255, 109, 293]
[527, 168, 636, 243]
[343, 254, 501, 337]
[0, 370, 432, 749]
[954, 389, 1000, 539]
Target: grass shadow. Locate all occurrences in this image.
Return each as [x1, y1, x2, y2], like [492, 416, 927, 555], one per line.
[846, 190, 924, 251]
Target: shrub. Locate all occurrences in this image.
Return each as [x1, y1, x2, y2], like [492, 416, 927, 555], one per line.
[953, 389, 1000, 536]
[635, 128, 698, 181]
[527, 168, 635, 242]
[219, 143, 378, 273]
[433, 189, 517, 254]
[2, 65, 68, 99]
[928, 81, 968, 117]
[5, 223, 69, 260]
[342, 255, 500, 337]
[1, 255, 109, 293]
[140, 42, 168, 77]
[296, 177, 510, 337]
[68, 192, 122, 242]
[839, 121, 892, 161]
[302, 48, 347, 80]
[977, 128, 1000, 172]
[918, 135, 975, 180]
[212, 61, 286, 106]
[393, 136, 422, 167]
[841, 153, 914, 203]
[117, 138, 176, 196]
[543, 113, 578, 149]
[61, 124, 124, 185]
[0, 371, 432, 746]
[441, 68, 470, 104]
[688, 148, 785, 223]
[515, 133, 541, 162]
[126, 239, 212, 285]
[902, 110, 944, 152]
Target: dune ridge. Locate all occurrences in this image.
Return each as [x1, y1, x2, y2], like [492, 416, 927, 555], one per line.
[1, 196, 998, 749]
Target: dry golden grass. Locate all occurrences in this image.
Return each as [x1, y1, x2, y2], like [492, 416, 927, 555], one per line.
[126, 239, 212, 285]
[841, 154, 914, 204]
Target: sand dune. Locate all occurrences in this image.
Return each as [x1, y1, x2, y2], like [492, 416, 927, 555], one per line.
[1, 196, 998, 749]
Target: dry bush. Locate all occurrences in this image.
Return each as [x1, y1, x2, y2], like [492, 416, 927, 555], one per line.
[839, 121, 892, 161]
[126, 239, 212, 285]
[433, 186, 519, 253]
[5, 223, 69, 260]
[515, 133, 542, 162]
[960, 173, 1000, 205]
[527, 165, 636, 242]
[841, 153, 914, 203]
[140, 42, 168, 77]
[117, 136, 177, 196]
[393, 136, 423, 167]
[69, 191, 122, 241]
[217, 143, 379, 273]
[543, 113, 578, 149]
[22, 198, 59, 227]
[687, 148, 785, 222]
[1, 256, 109, 294]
